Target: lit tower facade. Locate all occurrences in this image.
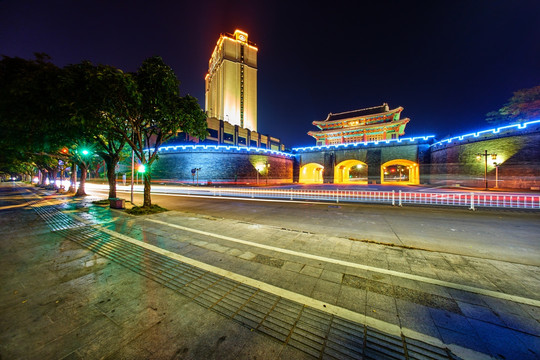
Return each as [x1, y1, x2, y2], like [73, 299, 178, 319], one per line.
[205, 29, 258, 131]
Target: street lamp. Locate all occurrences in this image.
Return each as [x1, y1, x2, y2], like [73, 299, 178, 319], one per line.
[59, 147, 69, 190]
[130, 149, 134, 204]
[398, 167, 404, 182]
[265, 161, 270, 185]
[191, 168, 201, 185]
[476, 150, 497, 190]
[58, 160, 65, 191]
[493, 162, 500, 188]
[255, 162, 270, 185]
[255, 164, 265, 185]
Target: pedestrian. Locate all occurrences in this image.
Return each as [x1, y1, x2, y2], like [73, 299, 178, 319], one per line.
[122, 173, 126, 186]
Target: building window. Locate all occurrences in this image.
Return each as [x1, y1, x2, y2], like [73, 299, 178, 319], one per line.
[250, 139, 258, 147]
[238, 137, 246, 145]
[240, 63, 245, 128]
[223, 133, 234, 142]
[207, 128, 219, 139]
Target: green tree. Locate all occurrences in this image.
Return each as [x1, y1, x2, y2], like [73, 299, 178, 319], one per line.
[113, 56, 207, 207]
[0, 153, 36, 182]
[70, 145, 95, 196]
[0, 54, 83, 189]
[63, 62, 135, 198]
[486, 85, 540, 125]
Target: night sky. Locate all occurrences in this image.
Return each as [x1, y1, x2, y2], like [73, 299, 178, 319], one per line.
[1, 1, 539, 147]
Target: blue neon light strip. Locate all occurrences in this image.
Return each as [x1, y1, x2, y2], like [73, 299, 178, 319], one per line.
[431, 119, 540, 147]
[154, 144, 294, 157]
[292, 136, 435, 152]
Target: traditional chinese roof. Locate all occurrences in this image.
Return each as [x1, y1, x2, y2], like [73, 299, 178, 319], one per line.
[312, 103, 403, 130]
[308, 118, 410, 139]
[323, 103, 390, 122]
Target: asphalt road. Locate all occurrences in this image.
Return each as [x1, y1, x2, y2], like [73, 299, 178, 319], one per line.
[86, 184, 540, 266]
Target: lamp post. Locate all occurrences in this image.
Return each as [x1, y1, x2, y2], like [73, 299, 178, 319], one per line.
[493, 162, 500, 188]
[59, 160, 65, 191]
[476, 150, 497, 190]
[255, 163, 265, 185]
[130, 150, 134, 204]
[191, 168, 201, 185]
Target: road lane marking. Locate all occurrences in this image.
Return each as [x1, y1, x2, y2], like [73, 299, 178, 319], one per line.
[147, 218, 540, 307]
[93, 224, 462, 353]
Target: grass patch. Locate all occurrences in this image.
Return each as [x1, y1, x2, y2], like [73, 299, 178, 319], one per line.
[126, 204, 168, 215]
[92, 199, 111, 205]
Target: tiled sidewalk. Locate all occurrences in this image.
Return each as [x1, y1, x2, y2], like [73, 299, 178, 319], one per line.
[0, 185, 307, 359]
[1, 184, 539, 359]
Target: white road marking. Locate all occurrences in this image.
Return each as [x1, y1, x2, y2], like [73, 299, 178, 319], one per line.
[147, 218, 540, 308]
[95, 224, 472, 356]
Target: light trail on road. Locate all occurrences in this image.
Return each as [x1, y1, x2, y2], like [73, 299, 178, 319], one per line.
[86, 182, 540, 209]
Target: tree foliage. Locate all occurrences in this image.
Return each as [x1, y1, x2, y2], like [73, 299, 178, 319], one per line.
[0, 54, 207, 206]
[486, 85, 540, 125]
[0, 54, 82, 188]
[63, 62, 135, 198]
[0, 54, 83, 156]
[114, 56, 207, 207]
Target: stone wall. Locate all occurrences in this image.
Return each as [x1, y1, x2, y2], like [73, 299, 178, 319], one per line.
[429, 130, 540, 189]
[149, 149, 293, 185]
[294, 142, 426, 184]
[117, 129, 540, 189]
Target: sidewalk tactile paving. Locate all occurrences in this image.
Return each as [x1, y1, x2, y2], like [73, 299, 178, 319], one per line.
[31, 200, 463, 360]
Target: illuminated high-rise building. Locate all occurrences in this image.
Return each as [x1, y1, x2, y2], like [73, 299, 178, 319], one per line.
[205, 29, 258, 131]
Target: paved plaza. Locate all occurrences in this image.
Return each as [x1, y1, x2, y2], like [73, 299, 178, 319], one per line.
[1, 182, 539, 359]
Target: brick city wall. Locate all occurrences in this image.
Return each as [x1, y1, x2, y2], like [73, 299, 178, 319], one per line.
[149, 149, 294, 185]
[429, 129, 540, 189]
[116, 129, 539, 189]
[293, 142, 431, 183]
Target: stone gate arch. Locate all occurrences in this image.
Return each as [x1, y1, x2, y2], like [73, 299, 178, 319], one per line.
[334, 160, 368, 184]
[299, 163, 324, 183]
[381, 159, 419, 185]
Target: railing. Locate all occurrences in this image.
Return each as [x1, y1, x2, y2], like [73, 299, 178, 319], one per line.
[148, 186, 540, 210]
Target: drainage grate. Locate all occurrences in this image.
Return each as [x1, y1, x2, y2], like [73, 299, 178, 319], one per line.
[32, 201, 460, 360]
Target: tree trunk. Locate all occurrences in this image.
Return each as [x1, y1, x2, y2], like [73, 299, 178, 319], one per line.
[76, 166, 87, 196]
[105, 157, 118, 199]
[69, 162, 77, 193]
[40, 170, 47, 186]
[143, 172, 152, 207]
[50, 169, 58, 189]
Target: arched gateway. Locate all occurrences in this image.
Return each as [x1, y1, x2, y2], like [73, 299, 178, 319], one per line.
[292, 136, 433, 185]
[334, 160, 368, 184]
[299, 163, 324, 183]
[381, 159, 419, 185]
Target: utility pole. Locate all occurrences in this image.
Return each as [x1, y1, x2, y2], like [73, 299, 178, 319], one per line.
[130, 150, 134, 204]
[476, 150, 497, 190]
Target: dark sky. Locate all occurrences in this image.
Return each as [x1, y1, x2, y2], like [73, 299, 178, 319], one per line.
[1, 0, 539, 147]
